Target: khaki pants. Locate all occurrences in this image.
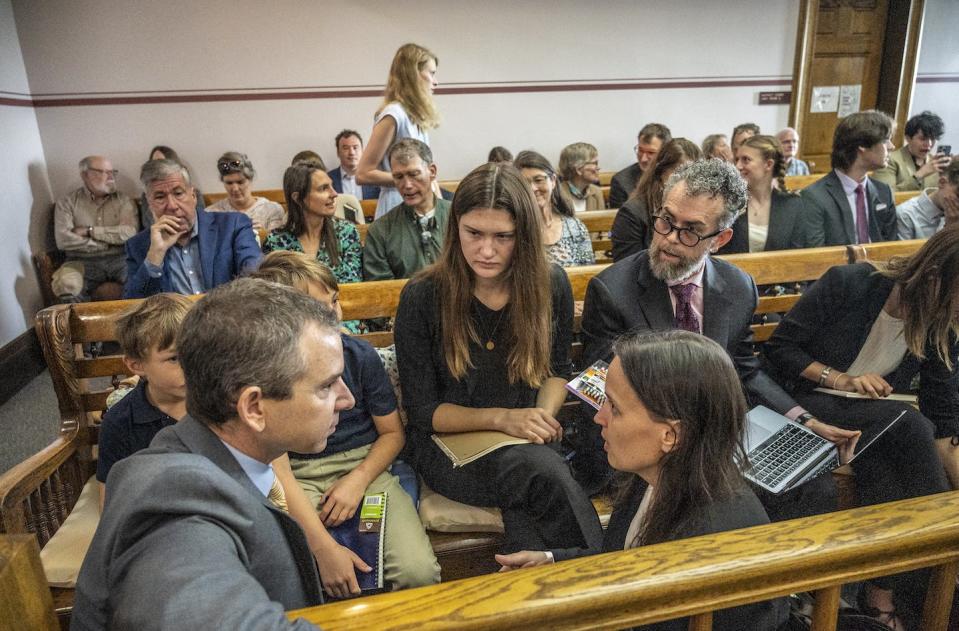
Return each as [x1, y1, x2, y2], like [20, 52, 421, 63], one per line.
[51, 255, 126, 301]
[290, 445, 440, 588]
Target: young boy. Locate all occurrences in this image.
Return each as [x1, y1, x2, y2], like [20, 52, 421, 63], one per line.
[251, 251, 440, 596]
[97, 293, 193, 510]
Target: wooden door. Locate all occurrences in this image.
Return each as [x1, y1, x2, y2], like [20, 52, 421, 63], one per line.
[791, 0, 890, 172]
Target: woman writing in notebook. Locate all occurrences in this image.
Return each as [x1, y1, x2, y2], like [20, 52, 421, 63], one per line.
[764, 227, 959, 629]
[393, 162, 602, 554]
[498, 330, 788, 631]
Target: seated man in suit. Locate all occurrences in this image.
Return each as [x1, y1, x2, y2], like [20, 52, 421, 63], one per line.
[328, 130, 381, 201]
[124, 159, 262, 298]
[576, 158, 851, 522]
[363, 138, 449, 280]
[608, 122, 671, 209]
[800, 110, 898, 246]
[73, 278, 355, 629]
[873, 110, 951, 192]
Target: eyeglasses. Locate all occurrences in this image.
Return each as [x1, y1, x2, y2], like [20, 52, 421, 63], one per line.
[86, 167, 118, 177]
[652, 214, 725, 247]
[217, 159, 244, 175]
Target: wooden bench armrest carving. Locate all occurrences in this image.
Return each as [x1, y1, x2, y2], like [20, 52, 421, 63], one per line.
[291, 491, 959, 630]
[0, 535, 59, 630]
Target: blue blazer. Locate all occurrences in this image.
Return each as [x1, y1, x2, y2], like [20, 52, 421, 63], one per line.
[123, 207, 262, 298]
[328, 166, 380, 200]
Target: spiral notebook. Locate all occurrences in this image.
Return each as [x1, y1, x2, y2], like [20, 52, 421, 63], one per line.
[327, 492, 387, 593]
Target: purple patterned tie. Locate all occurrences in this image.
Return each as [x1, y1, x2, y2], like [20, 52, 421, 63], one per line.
[671, 283, 700, 333]
[855, 184, 870, 244]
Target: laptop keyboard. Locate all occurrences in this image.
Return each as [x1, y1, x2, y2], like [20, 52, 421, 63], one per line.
[748, 424, 827, 488]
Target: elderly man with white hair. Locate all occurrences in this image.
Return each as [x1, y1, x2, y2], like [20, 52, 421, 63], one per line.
[52, 155, 138, 302]
[776, 128, 810, 176]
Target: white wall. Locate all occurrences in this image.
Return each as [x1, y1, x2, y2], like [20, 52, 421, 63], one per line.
[913, 0, 959, 149]
[12, 0, 799, 199]
[0, 0, 53, 347]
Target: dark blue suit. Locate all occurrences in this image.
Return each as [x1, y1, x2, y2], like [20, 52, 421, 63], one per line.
[123, 207, 262, 298]
[328, 166, 380, 200]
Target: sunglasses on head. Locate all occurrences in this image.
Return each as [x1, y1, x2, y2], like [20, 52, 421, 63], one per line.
[217, 159, 244, 174]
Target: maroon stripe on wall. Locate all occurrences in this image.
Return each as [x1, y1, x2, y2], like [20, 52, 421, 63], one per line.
[7, 77, 792, 108]
[0, 96, 35, 107]
[916, 75, 959, 84]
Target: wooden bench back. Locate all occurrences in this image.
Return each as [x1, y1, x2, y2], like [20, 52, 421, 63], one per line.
[290, 491, 959, 630]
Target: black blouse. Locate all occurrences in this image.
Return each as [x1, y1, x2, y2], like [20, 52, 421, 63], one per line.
[394, 265, 574, 443]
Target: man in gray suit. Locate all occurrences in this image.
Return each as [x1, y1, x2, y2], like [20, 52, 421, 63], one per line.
[575, 159, 856, 521]
[73, 278, 355, 630]
[800, 110, 898, 246]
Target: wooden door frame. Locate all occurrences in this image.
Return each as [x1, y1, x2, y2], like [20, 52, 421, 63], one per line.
[788, 0, 926, 151]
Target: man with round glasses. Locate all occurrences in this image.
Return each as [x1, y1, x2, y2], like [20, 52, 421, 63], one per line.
[52, 155, 138, 302]
[576, 158, 848, 523]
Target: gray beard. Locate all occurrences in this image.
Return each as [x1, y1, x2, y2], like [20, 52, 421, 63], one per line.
[648, 241, 708, 283]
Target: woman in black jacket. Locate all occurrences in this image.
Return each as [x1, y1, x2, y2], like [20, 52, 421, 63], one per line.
[764, 227, 959, 628]
[498, 330, 788, 631]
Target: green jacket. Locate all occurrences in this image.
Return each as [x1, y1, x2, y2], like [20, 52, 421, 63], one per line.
[873, 146, 940, 192]
[362, 198, 450, 280]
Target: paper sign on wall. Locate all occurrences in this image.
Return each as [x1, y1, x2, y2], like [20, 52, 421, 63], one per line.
[838, 85, 862, 118]
[811, 86, 839, 113]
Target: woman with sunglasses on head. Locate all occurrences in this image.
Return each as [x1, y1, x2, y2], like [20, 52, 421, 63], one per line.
[498, 330, 788, 631]
[208, 151, 285, 234]
[721, 135, 805, 254]
[514, 150, 594, 267]
[357, 43, 440, 220]
[394, 162, 603, 555]
[557, 142, 605, 213]
[610, 138, 702, 262]
[138, 145, 204, 230]
[263, 163, 363, 331]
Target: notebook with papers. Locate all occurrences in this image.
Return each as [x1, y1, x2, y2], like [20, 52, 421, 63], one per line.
[743, 406, 905, 495]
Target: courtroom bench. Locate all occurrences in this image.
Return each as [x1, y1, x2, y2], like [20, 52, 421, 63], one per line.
[0, 241, 927, 626]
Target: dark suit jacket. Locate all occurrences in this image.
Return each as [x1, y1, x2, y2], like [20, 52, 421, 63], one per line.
[764, 263, 959, 437]
[609, 163, 642, 210]
[578, 479, 788, 631]
[123, 207, 262, 298]
[328, 166, 380, 200]
[72, 416, 323, 630]
[581, 252, 799, 415]
[717, 189, 806, 255]
[799, 171, 897, 246]
[610, 196, 652, 262]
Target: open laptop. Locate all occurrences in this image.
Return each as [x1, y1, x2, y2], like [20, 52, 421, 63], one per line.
[743, 406, 905, 494]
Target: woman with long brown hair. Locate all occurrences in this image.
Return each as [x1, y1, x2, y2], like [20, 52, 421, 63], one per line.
[610, 138, 701, 261]
[765, 227, 959, 628]
[724, 134, 804, 253]
[394, 162, 602, 553]
[357, 43, 440, 219]
[497, 330, 788, 630]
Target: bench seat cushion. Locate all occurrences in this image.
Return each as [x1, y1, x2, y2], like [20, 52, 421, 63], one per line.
[40, 475, 99, 588]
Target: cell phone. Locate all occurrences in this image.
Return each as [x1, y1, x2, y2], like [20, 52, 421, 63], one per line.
[940, 145, 952, 156]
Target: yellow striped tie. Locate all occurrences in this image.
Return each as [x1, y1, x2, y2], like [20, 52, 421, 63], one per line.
[268, 476, 289, 512]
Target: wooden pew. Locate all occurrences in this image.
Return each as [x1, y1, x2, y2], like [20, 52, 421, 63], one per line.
[784, 173, 825, 190]
[894, 190, 921, 206]
[291, 491, 959, 630]
[847, 238, 927, 264]
[0, 535, 59, 630]
[578, 210, 617, 261]
[0, 242, 929, 625]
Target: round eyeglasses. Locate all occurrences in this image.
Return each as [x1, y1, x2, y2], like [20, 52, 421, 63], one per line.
[652, 214, 725, 247]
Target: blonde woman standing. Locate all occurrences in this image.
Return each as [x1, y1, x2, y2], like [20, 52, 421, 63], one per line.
[357, 43, 440, 219]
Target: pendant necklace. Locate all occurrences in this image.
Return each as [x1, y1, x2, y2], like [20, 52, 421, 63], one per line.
[475, 302, 507, 351]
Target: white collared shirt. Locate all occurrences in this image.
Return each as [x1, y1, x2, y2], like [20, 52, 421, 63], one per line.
[896, 189, 944, 240]
[340, 171, 361, 198]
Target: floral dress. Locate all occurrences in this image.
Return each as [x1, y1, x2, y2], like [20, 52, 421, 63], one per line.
[546, 215, 595, 267]
[263, 218, 365, 332]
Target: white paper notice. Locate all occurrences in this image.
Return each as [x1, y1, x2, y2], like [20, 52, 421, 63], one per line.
[838, 84, 862, 118]
[811, 86, 840, 113]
